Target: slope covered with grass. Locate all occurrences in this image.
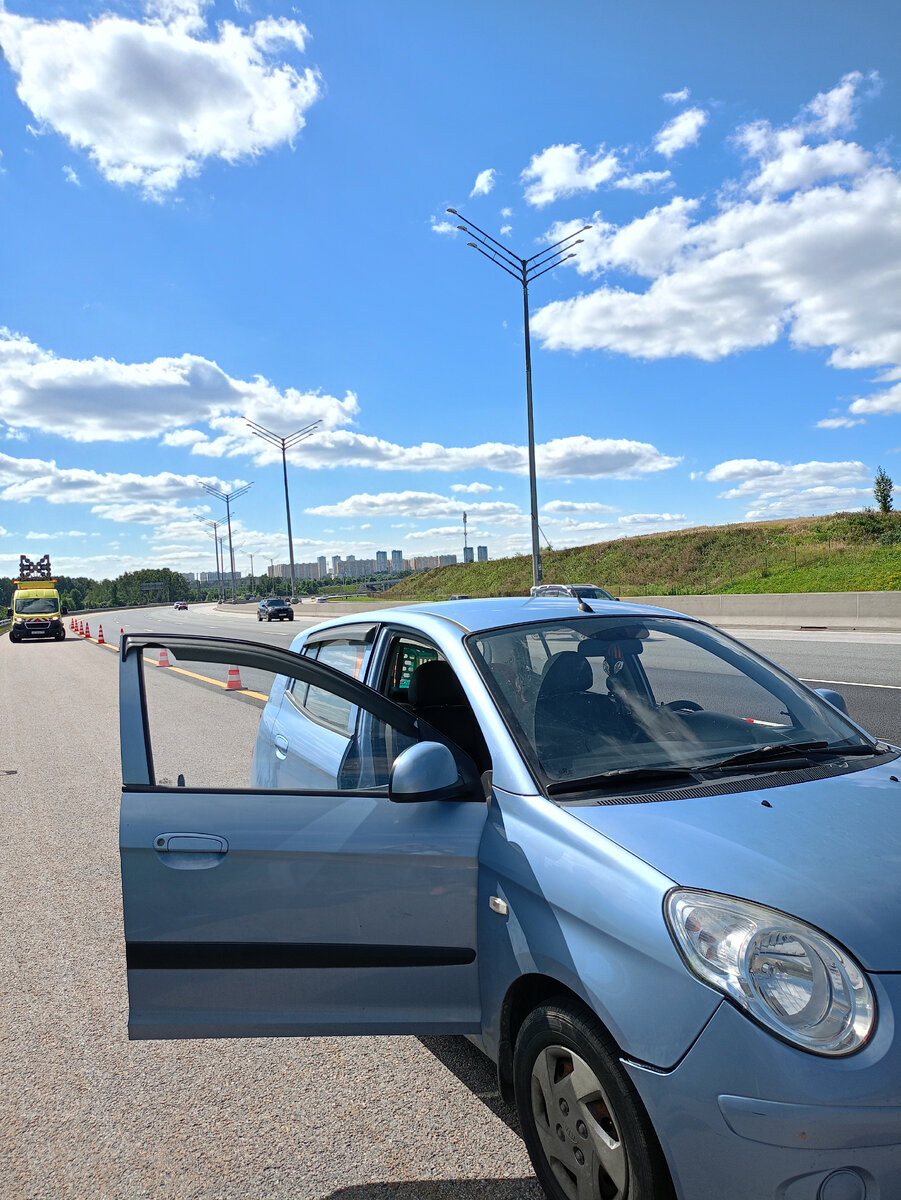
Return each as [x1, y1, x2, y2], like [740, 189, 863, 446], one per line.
[385, 511, 901, 600]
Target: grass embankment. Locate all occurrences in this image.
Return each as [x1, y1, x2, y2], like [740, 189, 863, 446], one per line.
[385, 511, 901, 600]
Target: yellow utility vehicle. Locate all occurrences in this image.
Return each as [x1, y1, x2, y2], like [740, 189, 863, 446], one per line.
[7, 555, 68, 643]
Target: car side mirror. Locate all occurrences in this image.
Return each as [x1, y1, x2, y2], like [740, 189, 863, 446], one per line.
[61, 606, 69, 615]
[6, 608, 11, 618]
[389, 741, 472, 803]
[815, 688, 848, 714]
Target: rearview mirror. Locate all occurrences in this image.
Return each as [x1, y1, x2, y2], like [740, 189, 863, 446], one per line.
[389, 741, 471, 803]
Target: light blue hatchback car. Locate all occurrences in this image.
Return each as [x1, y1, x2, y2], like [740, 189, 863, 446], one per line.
[119, 598, 901, 1200]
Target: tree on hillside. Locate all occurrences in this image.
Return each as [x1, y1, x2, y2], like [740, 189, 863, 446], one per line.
[874, 466, 895, 513]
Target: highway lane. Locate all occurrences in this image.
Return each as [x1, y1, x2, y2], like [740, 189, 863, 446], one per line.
[0, 631, 540, 1200]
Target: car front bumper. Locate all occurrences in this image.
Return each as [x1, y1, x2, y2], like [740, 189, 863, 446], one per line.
[625, 973, 901, 1200]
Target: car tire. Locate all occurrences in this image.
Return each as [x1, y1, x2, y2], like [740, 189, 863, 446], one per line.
[513, 998, 674, 1200]
[288, 614, 294, 621]
[267, 614, 272, 621]
[8, 631, 20, 643]
[257, 614, 262, 621]
[56, 630, 66, 641]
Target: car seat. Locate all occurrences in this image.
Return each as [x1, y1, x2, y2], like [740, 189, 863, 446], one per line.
[407, 660, 491, 775]
[534, 651, 630, 774]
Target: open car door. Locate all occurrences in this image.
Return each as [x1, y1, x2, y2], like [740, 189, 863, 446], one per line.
[119, 634, 487, 1041]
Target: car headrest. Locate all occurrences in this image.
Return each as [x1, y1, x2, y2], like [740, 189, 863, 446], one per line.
[408, 659, 467, 708]
[538, 651, 593, 698]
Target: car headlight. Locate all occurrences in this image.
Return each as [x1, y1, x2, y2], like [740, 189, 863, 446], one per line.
[665, 889, 875, 1055]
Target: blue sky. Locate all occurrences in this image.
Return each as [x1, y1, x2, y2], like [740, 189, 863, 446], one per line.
[1, 0, 900, 580]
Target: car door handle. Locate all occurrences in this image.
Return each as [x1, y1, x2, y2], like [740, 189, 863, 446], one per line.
[274, 734, 289, 760]
[153, 833, 229, 870]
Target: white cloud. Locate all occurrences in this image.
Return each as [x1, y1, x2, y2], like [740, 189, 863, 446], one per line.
[702, 458, 872, 519]
[0, 4, 321, 197]
[850, 381, 901, 416]
[612, 169, 672, 192]
[653, 107, 707, 158]
[500, 224, 512, 237]
[521, 143, 619, 207]
[62, 165, 80, 186]
[24, 529, 87, 538]
[450, 482, 494, 494]
[187, 429, 678, 479]
[430, 217, 458, 235]
[0, 327, 358, 443]
[744, 487, 873, 521]
[500, 207, 513, 218]
[816, 416, 865, 429]
[0, 448, 238, 515]
[541, 500, 619, 515]
[662, 87, 690, 104]
[470, 168, 496, 197]
[305, 490, 523, 522]
[705, 458, 868, 498]
[617, 512, 685, 525]
[532, 76, 901, 399]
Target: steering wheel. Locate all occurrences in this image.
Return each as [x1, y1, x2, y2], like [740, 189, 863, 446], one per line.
[661, 699, 704, 713]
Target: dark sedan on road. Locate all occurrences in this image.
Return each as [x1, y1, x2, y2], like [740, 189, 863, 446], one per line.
[257, 597, 294, 622]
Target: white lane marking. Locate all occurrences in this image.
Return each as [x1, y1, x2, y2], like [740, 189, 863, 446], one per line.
[801, 678, 901, 691]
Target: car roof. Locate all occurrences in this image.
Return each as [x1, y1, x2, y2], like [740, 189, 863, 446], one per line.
[295, 596, 694, 638]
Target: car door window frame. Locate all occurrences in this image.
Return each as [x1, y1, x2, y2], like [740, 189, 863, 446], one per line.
[120, 633, 421, 793]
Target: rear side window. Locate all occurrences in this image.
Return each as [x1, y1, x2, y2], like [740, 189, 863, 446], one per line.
[290, 632, 375, 731]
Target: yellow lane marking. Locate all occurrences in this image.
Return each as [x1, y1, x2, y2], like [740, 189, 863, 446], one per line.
[83, 634, 267, 699]
[156, 661, 268, 701]
[800, 677, 901, 691]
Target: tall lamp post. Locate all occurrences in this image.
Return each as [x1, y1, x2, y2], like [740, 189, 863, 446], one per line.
[446, 208, 590, 588]
[203, 483, 252, 603]
[246, 419, 320, 599]
[199, 517, 223, 602]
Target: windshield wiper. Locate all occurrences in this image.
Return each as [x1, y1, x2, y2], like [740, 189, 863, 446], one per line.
[708, 740, 881, 771]
[547, 765, 700, 796]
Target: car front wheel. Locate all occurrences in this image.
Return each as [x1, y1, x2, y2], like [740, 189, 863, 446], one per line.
[513, 999, 674, 1200]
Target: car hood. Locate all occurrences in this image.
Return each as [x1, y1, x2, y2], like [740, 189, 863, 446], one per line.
[569, 758, 901, 971]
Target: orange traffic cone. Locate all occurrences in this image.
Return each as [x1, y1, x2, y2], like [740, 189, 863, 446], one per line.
[158, 648, 171, 667]
[79, 620, 84, 636]
[97, 625, 105, 645]
[225, 665, 243, 690]
[85, 621, 90, 639]
[70, 617, 75, 631]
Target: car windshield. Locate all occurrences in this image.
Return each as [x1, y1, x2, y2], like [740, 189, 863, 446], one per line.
[468, 616, 873, 793]
[16, 597, 57, 614]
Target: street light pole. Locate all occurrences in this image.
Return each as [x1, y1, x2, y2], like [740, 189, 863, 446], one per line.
[446, 208, 590, 588]
[203, 483, 252, 603]
[199, 518, 223, 601]
[246, 419, 320, 599]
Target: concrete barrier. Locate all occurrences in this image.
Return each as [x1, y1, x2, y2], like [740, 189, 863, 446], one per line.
[622, 591, 901, 631]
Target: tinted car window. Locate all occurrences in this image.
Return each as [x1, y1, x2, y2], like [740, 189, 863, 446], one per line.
[291, 634, 375, 731]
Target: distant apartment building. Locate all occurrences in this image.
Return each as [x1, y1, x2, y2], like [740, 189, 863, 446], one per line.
[376, 550, 388, 573]
[200, 571, 239, 583]
[391, 549, 403, 572]
[317, 556, 327, 578]
[438, 554, 457, 567]
[179, 572, 196, 582]
[268, 562, 321, 580]
[463, 546, 474, 563]
[477, 545, 488, 562]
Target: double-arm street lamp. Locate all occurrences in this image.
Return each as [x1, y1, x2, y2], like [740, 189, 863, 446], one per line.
[246, 419, 320, 597]
[446, 208, 590, 588]
[198, 517, 223, 601]
[203, 483, 252, 602]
